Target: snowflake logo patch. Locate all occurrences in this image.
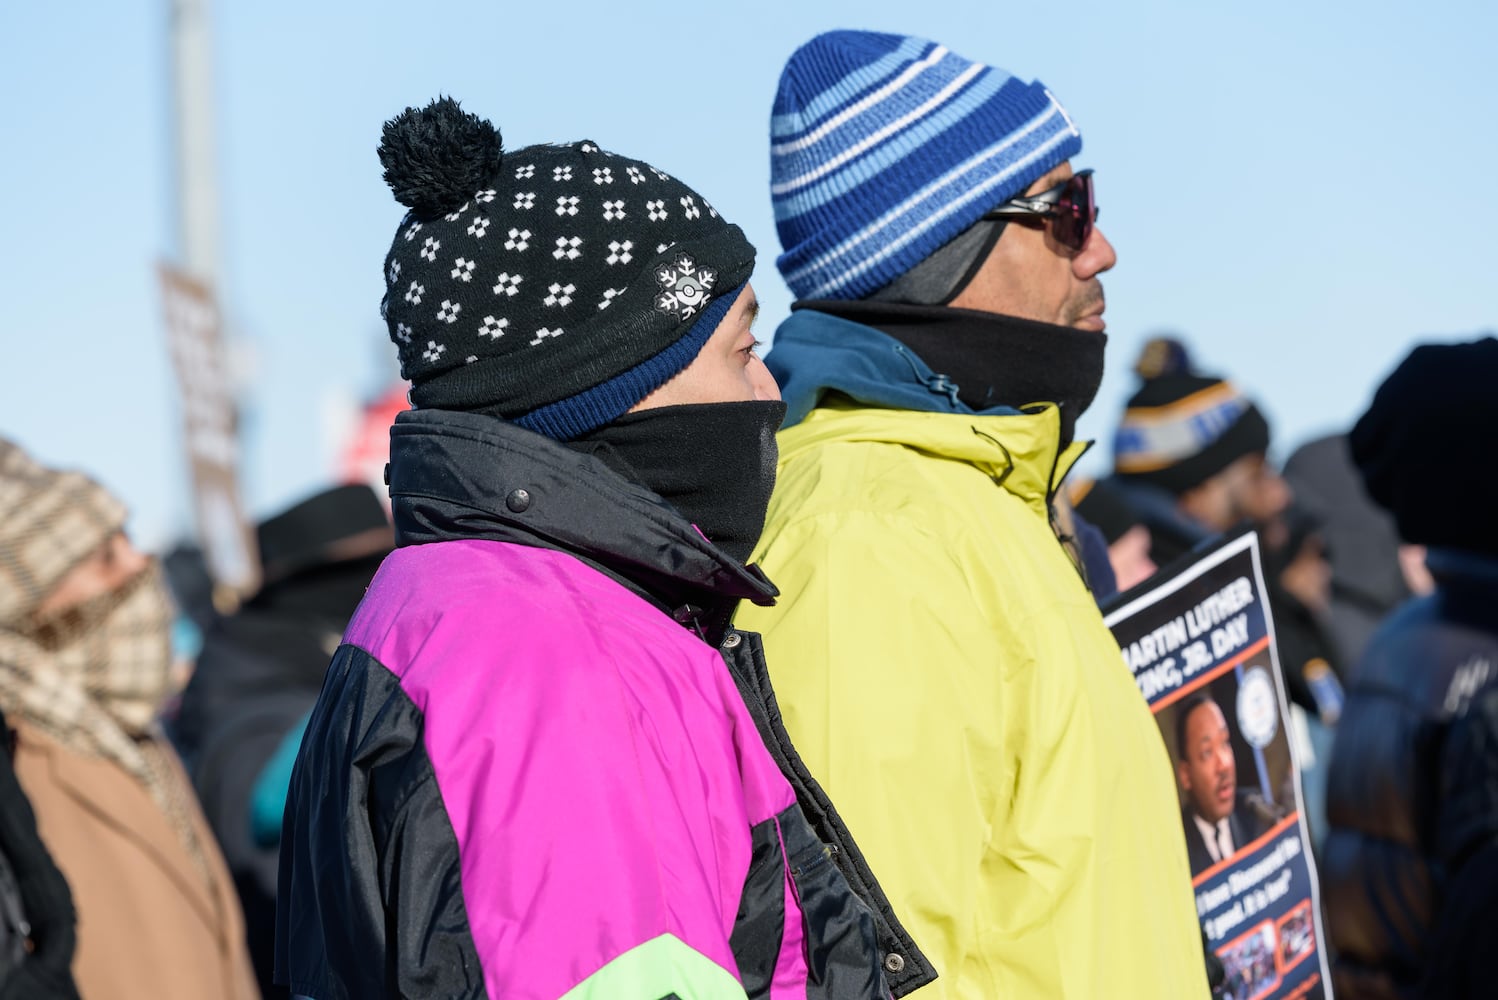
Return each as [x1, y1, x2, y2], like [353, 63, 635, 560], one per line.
[479, 315, 508, 340]
[606, 240, 633, 265]
[468, 215, 490, 238]
[553, 236, 582, 260]
[493, 272, 523, 297]
[654, 254, 717, 320]
[451, 258, 476, 282]
[422, 340, 447, 363]
[505, 228, 532, 252]
[437, 300, 461, 323]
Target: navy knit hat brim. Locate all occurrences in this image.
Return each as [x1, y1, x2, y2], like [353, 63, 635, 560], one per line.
[770, 31, 1082, 301]
[514, 282, 747, 440]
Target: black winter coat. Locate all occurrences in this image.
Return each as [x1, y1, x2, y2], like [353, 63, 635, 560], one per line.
[1323, 550, 1498, 999]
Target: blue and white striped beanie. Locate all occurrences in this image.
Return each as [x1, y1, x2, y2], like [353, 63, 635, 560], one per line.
[771, 31, 1083, 302]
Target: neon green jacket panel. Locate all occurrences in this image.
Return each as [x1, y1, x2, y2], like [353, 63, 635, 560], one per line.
[737, 401, 1209, 999]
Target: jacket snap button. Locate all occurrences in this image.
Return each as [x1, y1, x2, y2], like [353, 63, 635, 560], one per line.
[506, 488, 532, 513]
[884, 953, 905, 974]
[721, 632, 742, 649]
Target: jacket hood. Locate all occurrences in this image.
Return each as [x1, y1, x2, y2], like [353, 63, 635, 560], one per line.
[768, 308, 1023, 427]
[387, 409, 778, 624]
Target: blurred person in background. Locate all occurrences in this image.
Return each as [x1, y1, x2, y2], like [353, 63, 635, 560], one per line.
[275, 98, 921, 999]
[1069, 476, 1159, 596]
[1108, 338, 1346, 845]
[1282, 432, 1430, 667]
[737, 30, 1210, 999]
[0, 438, 256, 1000]
[1, 705, 79, 999]
[1324, 337, 1498, 999]
[171, 484, 392, 1000]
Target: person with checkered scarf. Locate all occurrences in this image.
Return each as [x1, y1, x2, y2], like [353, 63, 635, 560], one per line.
[0, 438, 257, 1000]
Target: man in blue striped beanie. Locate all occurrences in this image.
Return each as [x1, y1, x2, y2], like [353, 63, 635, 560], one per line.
[736, 30, 1213, 1000]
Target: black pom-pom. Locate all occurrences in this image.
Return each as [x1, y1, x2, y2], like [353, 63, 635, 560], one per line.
[378, 96, 502, 219]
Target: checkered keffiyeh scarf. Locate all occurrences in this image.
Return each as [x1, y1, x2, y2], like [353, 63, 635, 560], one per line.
[0, 439, 204, 868]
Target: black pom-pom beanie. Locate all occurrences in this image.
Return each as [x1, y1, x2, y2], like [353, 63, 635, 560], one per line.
[377, 98, 755, 440]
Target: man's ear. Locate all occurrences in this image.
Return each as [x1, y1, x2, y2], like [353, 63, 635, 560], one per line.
[1177, 758, 1191, 792]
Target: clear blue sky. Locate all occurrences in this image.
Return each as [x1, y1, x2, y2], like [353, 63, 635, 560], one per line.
[3, 0, 1494, 548]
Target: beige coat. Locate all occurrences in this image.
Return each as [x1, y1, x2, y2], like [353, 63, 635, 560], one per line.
[11, 719, 258, 1000]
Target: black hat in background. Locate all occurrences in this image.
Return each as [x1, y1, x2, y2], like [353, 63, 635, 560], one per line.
[1069, 478, 1142, 546]
[1350, 336, 1498, 556]
[256, 484, 394, 587]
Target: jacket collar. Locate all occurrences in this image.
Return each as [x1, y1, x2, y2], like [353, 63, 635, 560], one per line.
[766, 310, 1087, 517]
[387, 409, 778, 636]
[767, 308, 1004, 428]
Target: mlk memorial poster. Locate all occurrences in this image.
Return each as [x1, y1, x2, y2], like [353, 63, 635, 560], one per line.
[1103, 530, 1332, 1000]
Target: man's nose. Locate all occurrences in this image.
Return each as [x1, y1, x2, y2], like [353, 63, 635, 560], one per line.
[1075, 225, 1117, 279]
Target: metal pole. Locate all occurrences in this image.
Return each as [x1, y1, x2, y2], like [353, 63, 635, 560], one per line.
[169, 0, 220, 286]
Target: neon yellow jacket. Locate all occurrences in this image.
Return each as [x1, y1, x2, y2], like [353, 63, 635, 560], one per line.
[737, 397, 1209, 999]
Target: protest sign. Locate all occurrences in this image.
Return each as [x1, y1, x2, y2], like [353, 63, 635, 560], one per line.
[1104, 530, 1331, 1000]
[159, 262, 260, 602]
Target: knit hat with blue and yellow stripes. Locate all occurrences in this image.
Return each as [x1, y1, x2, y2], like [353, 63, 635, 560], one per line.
[770, 30, 1082, 301]
[1112, 339, 1271, 495]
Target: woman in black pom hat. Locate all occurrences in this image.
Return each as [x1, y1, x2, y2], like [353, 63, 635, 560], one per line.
[275, 98, 930, 999]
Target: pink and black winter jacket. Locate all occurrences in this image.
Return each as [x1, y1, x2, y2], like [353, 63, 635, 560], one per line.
[274, 410, 932, 1000]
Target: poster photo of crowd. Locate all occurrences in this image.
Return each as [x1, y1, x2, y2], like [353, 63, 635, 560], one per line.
[1104, 530, 1332, 1000]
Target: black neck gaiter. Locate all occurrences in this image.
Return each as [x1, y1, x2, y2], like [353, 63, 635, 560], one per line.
[568, 400, 788, 565]
[799, 300, 1107, 445]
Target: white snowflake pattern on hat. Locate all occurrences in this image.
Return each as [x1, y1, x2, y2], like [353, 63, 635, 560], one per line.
[543, 283, 575, 308]
[606, 240, 633, 265]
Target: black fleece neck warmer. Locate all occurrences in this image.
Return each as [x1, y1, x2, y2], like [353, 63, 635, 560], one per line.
[803, 300, 1106, 445]
[568, 400, 788, 565]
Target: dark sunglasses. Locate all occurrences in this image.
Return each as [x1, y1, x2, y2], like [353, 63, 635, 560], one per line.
[982, 169, 1096, 252]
